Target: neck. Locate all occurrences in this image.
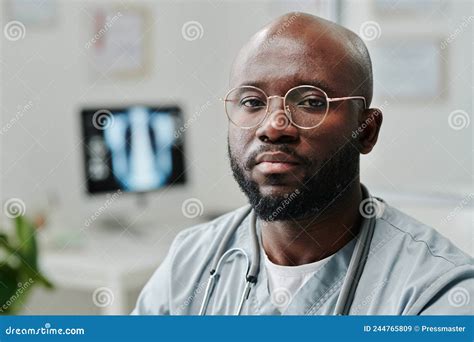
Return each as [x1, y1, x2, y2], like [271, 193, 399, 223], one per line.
[260, 182, 363, 266]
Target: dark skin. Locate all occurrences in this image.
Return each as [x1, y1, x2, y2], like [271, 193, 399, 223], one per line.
[228, 13, 383, 266]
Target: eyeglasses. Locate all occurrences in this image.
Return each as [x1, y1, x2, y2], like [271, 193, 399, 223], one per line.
[222, 85, 367, 129]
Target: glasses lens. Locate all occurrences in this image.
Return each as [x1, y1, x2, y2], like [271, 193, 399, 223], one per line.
[285, 86, 328, 128]
[225, 87, 267, 128]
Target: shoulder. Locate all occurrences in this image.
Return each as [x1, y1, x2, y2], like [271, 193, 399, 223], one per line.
[167, 205, 252, 266]
[375, 199, 471, 267]
[173, 205, 251, 248]
[369, 198, 473, 314]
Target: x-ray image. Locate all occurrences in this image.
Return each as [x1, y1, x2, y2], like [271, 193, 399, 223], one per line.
[81, 106, 186, 194]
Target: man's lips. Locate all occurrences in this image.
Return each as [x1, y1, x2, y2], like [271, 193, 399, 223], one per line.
[255, 161, 300, 174]
[254, 152, 301, 174]
[255, 151, 300, 164]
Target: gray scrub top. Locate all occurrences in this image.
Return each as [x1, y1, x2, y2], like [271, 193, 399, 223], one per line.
[132, 195, 473, 315]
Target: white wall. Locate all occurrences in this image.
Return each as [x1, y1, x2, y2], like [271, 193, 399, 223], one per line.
[0, 0, 340, 229]
[342, 0, 473, 253]
[1, 0, 472, 252]
[343, 0, 472, 194]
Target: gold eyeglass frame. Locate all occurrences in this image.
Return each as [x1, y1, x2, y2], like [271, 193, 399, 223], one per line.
[221, 85, 367, 130]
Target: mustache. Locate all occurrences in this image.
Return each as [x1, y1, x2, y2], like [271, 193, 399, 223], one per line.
[244, 145, 311, 170]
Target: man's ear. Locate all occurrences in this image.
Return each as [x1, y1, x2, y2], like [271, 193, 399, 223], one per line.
[355, 108, 383, 154]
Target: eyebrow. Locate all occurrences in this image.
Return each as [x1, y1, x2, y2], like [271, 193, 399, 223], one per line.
[236, 80, 338, 96]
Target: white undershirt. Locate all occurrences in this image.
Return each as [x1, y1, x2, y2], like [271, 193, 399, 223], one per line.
[264, 249, 330, 313]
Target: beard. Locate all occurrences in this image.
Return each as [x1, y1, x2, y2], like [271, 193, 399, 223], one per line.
[228, 141, 360, 222]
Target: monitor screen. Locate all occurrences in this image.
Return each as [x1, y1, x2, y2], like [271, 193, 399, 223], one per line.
[81, 106, 186, 194]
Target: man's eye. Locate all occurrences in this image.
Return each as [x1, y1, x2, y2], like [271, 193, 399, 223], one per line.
[240, 97, 266, 108]
[298, 97, 326, 108]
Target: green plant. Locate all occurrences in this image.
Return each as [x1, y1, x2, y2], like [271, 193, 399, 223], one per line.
[0, 215, 53, 314]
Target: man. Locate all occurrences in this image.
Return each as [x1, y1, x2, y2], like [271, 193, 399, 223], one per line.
[132, 13, 473, 315]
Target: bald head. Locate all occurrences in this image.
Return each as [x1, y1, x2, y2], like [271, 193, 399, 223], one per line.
[230, 12, 373, 106]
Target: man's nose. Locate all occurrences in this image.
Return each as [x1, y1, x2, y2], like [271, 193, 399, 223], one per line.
[256, 97, 298, 143]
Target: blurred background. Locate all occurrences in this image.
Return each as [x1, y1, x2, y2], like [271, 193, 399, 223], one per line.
[0, 0, 472, 314]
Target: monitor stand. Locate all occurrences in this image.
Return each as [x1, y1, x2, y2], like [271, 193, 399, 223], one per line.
[94, 192, 151, 235]
[135, 192, 149, 209]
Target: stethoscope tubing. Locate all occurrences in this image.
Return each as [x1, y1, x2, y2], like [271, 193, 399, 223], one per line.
[199, 185, 376, 315]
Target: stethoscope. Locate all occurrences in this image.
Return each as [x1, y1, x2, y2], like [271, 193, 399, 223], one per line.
[199, 185, 377, 315]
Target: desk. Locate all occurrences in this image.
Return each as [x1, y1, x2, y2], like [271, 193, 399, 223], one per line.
[39, 221, 192, 315]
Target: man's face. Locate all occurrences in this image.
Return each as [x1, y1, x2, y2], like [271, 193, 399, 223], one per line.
[228, 36, 363, 221]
